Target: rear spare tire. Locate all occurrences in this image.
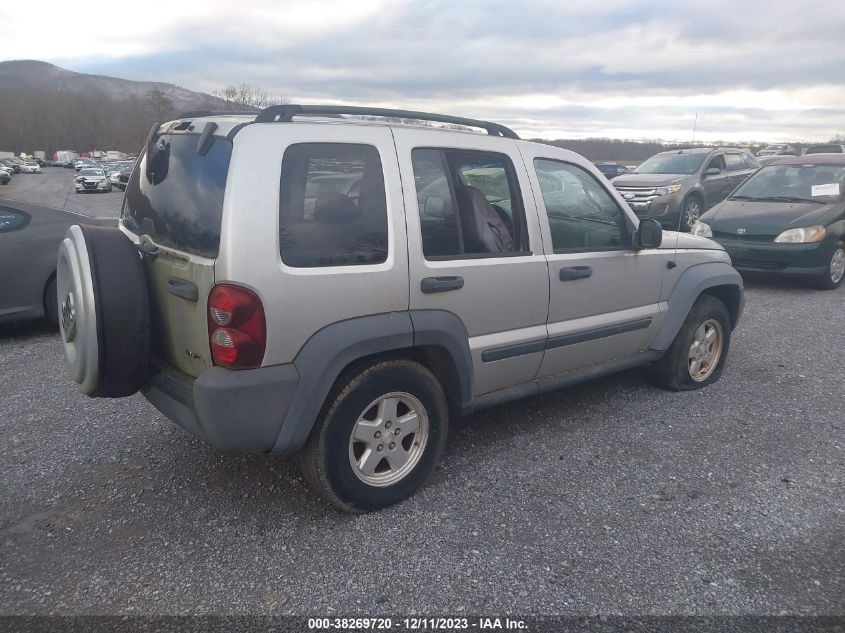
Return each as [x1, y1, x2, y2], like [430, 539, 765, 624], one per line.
[57, 225, 151, 397]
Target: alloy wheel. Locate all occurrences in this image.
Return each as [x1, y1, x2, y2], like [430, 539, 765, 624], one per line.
[688, 319, 723, 382]
[348, 392, 429, 487]
[685, 199, 701, 228]
[829, 247, 845, 284]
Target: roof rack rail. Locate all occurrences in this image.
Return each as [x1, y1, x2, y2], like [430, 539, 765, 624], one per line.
[254, 104, 520, 139]
[175, 110, 258, 119]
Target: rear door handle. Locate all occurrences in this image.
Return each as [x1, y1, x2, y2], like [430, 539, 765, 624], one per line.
[559, 266, 593, 281]
[421, 276, 464, 294]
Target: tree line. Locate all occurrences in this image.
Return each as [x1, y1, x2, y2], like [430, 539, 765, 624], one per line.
[0, 82, 840, 160]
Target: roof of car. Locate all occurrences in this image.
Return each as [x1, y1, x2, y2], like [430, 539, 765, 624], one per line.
[767, 154, 845, 166]
[657, 147, 744, 155]
[162, 104, 521, 141]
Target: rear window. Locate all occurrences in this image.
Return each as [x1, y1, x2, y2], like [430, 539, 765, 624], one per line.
[121, 133, 232, 258]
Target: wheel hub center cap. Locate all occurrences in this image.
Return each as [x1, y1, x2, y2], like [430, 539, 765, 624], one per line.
[61, 291, 77, 343]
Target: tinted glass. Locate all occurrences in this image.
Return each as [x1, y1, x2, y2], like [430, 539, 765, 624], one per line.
[534, 159, 628, 252]
[725, 154, 745, 171]
[121, 133, 232, 258]
[635, 153, 706, 175]
[731, 164, 845, 202]
[279, 143, 387, 268]
[79, 168, 104, 177]
[0, 207, 29, 233]
[412, 149, 460, 257]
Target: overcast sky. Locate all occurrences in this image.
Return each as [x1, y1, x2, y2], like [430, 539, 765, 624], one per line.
[2, 0, 844, 141]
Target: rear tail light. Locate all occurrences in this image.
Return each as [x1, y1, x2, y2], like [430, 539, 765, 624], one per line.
[207, 284, 266, 369]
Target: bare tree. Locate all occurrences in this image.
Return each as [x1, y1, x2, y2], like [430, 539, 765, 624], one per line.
[213, 83, 290, 109]
[146, 87, 173, 121]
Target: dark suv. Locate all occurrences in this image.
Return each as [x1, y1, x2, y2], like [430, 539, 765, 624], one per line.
[612, 148, 760, 231]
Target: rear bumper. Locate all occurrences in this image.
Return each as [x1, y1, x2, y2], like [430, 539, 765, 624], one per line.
[143, 361, 301, 453]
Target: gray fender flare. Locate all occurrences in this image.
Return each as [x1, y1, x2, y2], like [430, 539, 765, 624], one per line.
[271, 310, 473, 454]
[650, 262, 744, 352]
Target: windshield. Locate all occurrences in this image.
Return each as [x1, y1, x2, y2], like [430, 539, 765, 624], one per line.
[635, 153, 706, 175]
[79, 169, 104, 177]
[731, 163, 845, 203]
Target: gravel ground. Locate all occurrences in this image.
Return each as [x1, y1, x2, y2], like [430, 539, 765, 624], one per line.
[0, 173, 842, 616]
[0, 167, 123, 219]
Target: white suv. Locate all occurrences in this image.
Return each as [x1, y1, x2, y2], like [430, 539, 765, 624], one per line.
[57, 105, 744, 512]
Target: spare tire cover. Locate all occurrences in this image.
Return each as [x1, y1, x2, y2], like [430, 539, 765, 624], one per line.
[57, 225, 151, 397]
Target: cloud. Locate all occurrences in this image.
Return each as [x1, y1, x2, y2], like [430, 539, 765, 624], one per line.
[3, 0, 844, 140]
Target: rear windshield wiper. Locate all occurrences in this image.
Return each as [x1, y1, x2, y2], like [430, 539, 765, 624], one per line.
[757, 195, 825, 204]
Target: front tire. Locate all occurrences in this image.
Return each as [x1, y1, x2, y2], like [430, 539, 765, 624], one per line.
[680, 194, 703, 232]
[814, 241, 844, 290]
[301, 360, 449, 513]
[651, 295, 731, 391]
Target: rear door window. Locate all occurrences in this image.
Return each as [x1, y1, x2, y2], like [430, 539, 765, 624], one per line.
[279, 143, 388, 268]
[410, 148, 529, 259]
[121, 133, 232, 258]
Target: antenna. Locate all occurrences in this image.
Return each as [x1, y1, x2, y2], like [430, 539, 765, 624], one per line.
[690, 113, 698, 146]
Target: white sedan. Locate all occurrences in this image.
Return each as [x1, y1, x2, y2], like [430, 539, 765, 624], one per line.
[21, 161, 41, 174]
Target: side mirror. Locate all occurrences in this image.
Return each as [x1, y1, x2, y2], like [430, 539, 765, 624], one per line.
[636, 218, 663, 249]
[705, 167, 721, 177]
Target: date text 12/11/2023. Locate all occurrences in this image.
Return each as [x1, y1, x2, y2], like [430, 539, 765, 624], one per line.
[307, 617, 528, 630]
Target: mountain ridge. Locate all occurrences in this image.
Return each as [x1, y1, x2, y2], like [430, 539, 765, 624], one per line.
[0, 60, 228, 153]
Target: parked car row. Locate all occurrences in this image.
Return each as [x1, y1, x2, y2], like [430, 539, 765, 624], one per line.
[72, 158, 135, 192]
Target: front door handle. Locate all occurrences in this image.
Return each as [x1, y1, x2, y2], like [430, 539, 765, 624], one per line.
[421, 276, 464, 294]
[559, 266, 593, 281]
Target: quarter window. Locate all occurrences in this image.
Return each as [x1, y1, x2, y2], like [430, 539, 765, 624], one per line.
[533, 159, 629, 252]
[279, 143, 388, 268]
[0, 207, 29, 233]
[411, 149, 528, 258]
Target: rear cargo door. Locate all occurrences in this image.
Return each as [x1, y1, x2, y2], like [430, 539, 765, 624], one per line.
[120, 132, 232, 377]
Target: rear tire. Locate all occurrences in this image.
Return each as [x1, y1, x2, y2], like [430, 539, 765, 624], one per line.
[44, 276, 59, 325]
[651, 295, 732, 391]
[301, 360, 449, 513]
[814, 241, 844, 290]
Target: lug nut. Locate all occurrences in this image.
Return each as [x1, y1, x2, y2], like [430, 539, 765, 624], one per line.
[385, 421, 392, 429]
[389, 442, 396, 450]
[374, 431, 382, 439]
[394, 428, 400, 435]
[377, 444, 384, 452]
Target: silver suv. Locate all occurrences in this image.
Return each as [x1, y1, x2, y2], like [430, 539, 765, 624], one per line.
[57, 105, 744, 512]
